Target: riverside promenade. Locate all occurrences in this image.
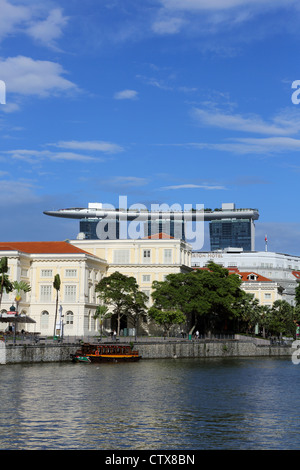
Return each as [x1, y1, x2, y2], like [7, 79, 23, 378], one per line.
[0, 334, 293, 364]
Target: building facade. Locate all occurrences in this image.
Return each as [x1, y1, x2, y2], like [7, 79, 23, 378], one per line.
[209, 218, 253, 251]
[232, 270, 283, 306]
[192, 248, 300, 304]
[0, 242, 108, 337]
[0, 237, 192, 337]
[71, 235, 192, 307]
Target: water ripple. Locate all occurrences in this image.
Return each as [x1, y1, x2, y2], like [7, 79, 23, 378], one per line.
[0, 357, 299, 449]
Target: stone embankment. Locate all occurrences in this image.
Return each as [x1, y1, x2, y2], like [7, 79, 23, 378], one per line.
[0, 337, 293, 364]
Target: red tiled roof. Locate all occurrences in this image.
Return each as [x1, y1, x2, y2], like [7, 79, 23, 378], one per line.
[0, 241, 90, 255]
[237, 272, 271, 282]
[144, 232, 174, 239]
[194, 267, 271, 282]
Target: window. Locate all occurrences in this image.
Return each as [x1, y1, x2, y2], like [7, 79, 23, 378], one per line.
[143, 250, 151, 263]
[41, 311, 49, 328]
[264, 293, 271, 299]
[40, 285, 52, 302]
[142, 275, 151, 283]
[113, 250, 130, 264]
[41, 269, 53, 277]
[65, 311, 74, 325]
[65, 269, 77, 277]
[164, 249, 172, 264]
[64, 285, 77, 302]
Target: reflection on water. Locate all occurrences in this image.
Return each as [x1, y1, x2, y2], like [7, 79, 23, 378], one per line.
[0, 357, 299, 450]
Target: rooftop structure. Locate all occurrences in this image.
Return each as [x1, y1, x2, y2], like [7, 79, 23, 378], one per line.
[44, 201, 259, 222]
[44, 202, 259, 250]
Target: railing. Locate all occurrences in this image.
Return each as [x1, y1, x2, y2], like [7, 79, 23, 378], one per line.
[59, 333, 236, 344]
[3, 333, 291, 346]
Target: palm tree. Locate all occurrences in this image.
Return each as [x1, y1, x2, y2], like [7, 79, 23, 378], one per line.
[12, 280, 31, 313]
[53, 274, 61, 337]
[0, 257, 13, 310]
[93, 304, 111, 340]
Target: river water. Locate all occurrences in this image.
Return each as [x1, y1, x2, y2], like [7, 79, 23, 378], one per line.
[0, 356, 299, 450]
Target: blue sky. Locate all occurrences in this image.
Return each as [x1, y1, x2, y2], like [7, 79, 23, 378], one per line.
[1, 0, 300, 254]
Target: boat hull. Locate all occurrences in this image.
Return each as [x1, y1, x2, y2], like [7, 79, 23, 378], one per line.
[87, 354, 141, 363]
[70, 342, 141, 363]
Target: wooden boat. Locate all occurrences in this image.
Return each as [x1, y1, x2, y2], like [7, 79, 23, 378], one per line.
[70, 343, 141, 363]
[72, 355, 91, 363]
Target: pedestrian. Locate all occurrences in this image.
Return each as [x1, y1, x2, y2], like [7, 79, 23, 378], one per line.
[113, 330, 117, 341]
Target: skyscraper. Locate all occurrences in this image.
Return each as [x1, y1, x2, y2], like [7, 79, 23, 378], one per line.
[209, 218, 253, 251]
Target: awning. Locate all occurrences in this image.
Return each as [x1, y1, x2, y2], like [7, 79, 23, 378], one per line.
[0, 314, 36, 324]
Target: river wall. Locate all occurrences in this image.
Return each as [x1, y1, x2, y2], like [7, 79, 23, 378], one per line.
[0, 339, 293, 365]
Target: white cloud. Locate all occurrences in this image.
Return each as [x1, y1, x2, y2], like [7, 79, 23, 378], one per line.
[0, 0, 31, 41]
[192, 107, 300, 136]
[0, 55, 77, 97]
[26, 8, 69, 48]
[0, 179, 40, 206]
[182, 136, 300, 155]
[159, 183, 227, 190]
[4, 149, 100, 163]
[152, 17, 186, 35]
[160, 0, 297, 12]
[152, 0, 300, 38]
[109, 176, 148, 187]
[55, 140, 124, 154]
[0, 102, 20, 113]
[0, 2, 68, 48]
[114, 89, 138, 100]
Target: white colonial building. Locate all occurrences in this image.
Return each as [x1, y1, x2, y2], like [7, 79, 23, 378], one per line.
[0, 241, 108, 337]
[0, 236, 192, 337]
[192, 247, 300, 305]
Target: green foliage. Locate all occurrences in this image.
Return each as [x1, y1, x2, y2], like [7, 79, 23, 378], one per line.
[95, 271, 147, 335]
[148, 307, 186, 335]
[150, 262, 244, 334]
[0, 257, 13, 309]
[12, 280, 31, 311]
[295, 283, 300, 308]
[267, 300, 296, 338]
[53, 274, 61, 292]
[53, 274, 61, 337]
[93, 305, 111, 338]
[232, 293, 262, 334]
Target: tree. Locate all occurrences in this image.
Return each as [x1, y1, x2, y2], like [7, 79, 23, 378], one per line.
[127, 290, 148, 339]
[295, 283, 300, 308]
[53, 274, 61, 337]
[258, 304, 272, 338]
[148, 307, 186, 336]
[0, 257, 13, 310]
[12, 280, 31, 313]
[150, 262, 243, 334]
[95, 271, 146, 335]
[93, 304, 111, 339]
[232, 293, 262, 335]
[267, 300, 296, 339]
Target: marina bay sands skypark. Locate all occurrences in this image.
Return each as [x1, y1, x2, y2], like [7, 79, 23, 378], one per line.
[44, 202, 259, 251]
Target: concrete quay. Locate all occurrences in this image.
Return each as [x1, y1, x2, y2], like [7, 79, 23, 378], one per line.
[0, 337, 293, 365]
